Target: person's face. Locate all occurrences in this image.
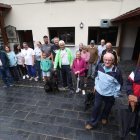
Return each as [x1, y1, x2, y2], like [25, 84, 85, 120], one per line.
[103, 56, 113, 68]
[44, 37, 48, 44]
[106, 44, 112, 51]
[101, 40, 105, 46]
[17, 45, 21, 50]
[59, 43, 65, 50]
[79, 44, 83, 51]
[54, 38, 59, 46]
[5, 46, 10, 52]
[42, 53, 47, 59]
[76, 52, 81, 59]
[23, 44, 28, 50]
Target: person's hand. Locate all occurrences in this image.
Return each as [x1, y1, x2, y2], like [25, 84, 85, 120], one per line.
[129, 101, 136, 112]
[128, 95, 138, 103]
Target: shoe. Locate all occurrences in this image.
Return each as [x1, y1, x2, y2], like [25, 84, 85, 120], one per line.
[82, 90, 86, 95]
[129, 127, 136, 136]
[29, 77, 34, 81]
[76, 88, 81, 93]
[101, 119, 107, 125]
[9, 84, 14, 87]
[34, 77, 38, 82]
[23, 75, 26, 80]
[85, 124, 93, 130]
[26, 75, 29, 78]
[3, 85, 9, 88]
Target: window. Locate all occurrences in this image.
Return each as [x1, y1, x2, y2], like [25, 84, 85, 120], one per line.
[49, 27, 75, 45]
[88, 27, 118, 46]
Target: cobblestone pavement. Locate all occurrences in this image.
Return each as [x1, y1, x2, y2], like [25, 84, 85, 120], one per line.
[0, 61, 137, 140]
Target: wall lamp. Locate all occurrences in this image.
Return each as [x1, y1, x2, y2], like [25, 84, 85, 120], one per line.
[80, 22, 84, 29]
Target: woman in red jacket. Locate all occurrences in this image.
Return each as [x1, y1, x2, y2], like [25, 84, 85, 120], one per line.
[72, 51, 86, 94]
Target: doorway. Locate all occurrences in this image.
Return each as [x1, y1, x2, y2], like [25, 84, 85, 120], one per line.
[132, 27, 140, 60]
[17, 30, 34, 48]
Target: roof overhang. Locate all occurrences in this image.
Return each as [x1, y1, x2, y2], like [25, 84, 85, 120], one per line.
[111, 7, 140, 23]
[0, 3, 12, 11]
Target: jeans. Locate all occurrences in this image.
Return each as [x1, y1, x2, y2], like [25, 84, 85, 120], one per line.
[26, 65, 36, 77]
[35, 60, 42, 80]
[17, 64, 28, 77]
[61, 65, 73, 89]
[0, 67, 13, 86]
[89, 91, 115, 126]
[9, 66, 20, 81]
[88, 63, 96, 78]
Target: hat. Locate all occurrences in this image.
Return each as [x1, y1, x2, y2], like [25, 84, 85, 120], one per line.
[90, 40, 95, 44]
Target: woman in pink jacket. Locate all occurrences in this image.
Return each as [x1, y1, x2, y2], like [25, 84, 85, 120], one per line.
[72, 51, 86, 93]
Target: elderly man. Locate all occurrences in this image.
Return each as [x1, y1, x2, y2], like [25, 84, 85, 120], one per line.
[97, 39, 106, 63]
[54, 40, 74, 92]
[87, 40, 98, 78]
[85, 52, 123, 130]
[100, 42, 118, 65]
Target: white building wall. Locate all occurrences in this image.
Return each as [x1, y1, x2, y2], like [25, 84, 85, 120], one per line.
[1, 0, 140, 58]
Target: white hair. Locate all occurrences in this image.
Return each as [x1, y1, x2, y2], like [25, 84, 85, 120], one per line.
[59, 40, 65, 46]
[103, 52, 115, 61]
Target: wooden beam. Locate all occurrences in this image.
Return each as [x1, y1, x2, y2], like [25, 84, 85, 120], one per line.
[0, 12, 8, 46]
[137, 53, 140, 66]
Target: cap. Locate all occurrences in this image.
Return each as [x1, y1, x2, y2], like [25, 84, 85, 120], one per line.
[90, 40, 95, 44]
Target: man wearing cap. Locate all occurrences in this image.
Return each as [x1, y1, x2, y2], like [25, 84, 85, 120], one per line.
[87, 40, 98, 78]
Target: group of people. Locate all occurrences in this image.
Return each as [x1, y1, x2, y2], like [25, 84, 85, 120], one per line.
[0, 36, 140, 139]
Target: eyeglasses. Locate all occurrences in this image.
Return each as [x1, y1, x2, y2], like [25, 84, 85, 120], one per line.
[104, 59, 112, 62]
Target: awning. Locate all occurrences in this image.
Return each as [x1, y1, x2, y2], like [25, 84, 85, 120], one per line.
[0, 3, 12, 11]
[111, 7, 140, 23]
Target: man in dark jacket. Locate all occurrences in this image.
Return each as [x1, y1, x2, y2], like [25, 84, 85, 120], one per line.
[0, 44, 13, 87]
[100, 42, 118, 65]
[126, 66, 140, 139]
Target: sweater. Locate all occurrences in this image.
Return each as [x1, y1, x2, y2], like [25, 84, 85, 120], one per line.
[54, 48, 73, 69]
[72, 58, 86, 76]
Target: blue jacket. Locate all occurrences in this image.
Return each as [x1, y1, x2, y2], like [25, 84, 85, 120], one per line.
[0, 50, 9, 68]
[7, 51, 17, 67]
[95, 64, 123, 97]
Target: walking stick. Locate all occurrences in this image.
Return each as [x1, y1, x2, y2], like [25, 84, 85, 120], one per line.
[76, 74, 80, 93]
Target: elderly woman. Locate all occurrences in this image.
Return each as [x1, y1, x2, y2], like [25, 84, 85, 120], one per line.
[85, 52, 123, 130]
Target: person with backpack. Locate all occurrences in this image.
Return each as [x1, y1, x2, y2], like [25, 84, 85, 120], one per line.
[126, 66, 140, 139]
[40, 52, 52, 82]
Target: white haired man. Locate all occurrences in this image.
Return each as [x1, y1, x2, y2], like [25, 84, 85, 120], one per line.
[54, 40, 74, 92]
[85, 52, 123, 129]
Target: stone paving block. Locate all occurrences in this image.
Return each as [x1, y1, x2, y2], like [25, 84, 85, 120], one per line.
[36, 106, 53, 115]
[39, 114, 56, 124]
[12, 103, 25, 110]
[2, 102, 15, 109]
[78, 112, 91, 121]
[46, 136, 63, 140]
[50, 109, 64, 116]
[36, 101, 50, 107]
[24, 99, 38, 106]
[92, 131, 112, 140]
[56, 126, 75, 139]
[74, 129, 93, 140]
[12, 110, 28, 119]
[54, 116, 70, 127]
[26, 112, 42, 122]
[69, 119, 85, 129]
[60, 103, 73, 110]
[63, 110, 78, 119]
[28, 133, 46, 140]
[0, 109, 16, 117]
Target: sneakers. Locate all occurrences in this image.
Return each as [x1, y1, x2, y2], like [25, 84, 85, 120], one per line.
[76, 88, 81, 93]
[82, 90, 86, 95]
[34, 77, 38, 82]
[101, 119, 107, 125]
[26, 75, 29, 78]
[85, 124, 94, 130]
[23, 75, 26, 80]
[129, 127, 136, 136]
[29, 77, 34, 81]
